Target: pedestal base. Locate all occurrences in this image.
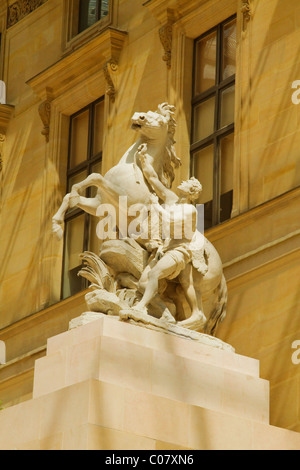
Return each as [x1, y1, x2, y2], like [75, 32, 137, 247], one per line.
[69, 311, 235, 352]
[0, 314, 300, 450]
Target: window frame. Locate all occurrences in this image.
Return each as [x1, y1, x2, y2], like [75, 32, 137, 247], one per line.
[78, 0, 109, 35]
[62, 0, 113, 54]
[61, 96, 104, 300]
[190, 15, 236, 228]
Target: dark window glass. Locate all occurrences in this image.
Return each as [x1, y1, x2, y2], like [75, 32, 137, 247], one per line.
[62, 97, 104, 299]
[78, 0, 109, 34]
[191, 16, 236, 229]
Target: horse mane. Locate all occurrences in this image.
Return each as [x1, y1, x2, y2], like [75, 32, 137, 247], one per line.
[157, 104, 182, 188]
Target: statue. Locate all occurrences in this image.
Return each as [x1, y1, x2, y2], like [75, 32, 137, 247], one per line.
[0, 340, 5, 365]
[52, 103, 227, 338]
[0, 81, 6, 105]
[130, 143, 206, 330]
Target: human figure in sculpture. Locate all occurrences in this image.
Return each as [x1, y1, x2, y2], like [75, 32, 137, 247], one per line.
[52, 103, 227, 335]
[133, 144, 207, 330]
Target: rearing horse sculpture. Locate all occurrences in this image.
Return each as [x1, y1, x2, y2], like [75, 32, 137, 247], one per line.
[52, 103, 180, 239]
[52, 103, 227, 336]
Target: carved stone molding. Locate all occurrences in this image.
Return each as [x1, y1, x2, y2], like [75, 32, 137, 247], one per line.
[27, 28, 127, 138]
[143, 4, 177, 69]
[7, 0, 48, 28]
[159, 15, 174, 69]
[27, 28, 127, 100]
[103, 59, 118, 103]
[38, 99, 51, 143]
[241, 0, 252, 34]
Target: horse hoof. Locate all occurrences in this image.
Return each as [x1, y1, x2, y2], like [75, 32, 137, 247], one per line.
[178, 313, 206, 331]
[52, 222, 63, 240]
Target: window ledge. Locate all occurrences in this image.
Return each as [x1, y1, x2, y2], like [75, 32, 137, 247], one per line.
[143, 0, 209, 23]
[26, 27, 127, 102]
[64, 14, 113, 55]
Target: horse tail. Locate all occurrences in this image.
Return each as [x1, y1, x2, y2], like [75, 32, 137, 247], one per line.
[203, 274, 227, 336]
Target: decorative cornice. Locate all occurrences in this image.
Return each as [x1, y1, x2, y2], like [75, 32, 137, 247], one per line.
[143, 2, 178, 69]
[103, 59, 118, 103]
[27, 28, 127, 100]
[7, 0, 48, 28]
[143, 0, 209, 23]
[27, 28, 127, 139]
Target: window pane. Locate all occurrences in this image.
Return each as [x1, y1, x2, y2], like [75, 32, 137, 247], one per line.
[194, 31, 217, 94]
[193, 145, 214, 204]
[69, 109, 89, 168]
[90, 161, 102, 197]
[222, 19, 237, 80]
[193, 145, 214, 229]
[101, 0, 109, 17]
[193, 97, 215, 142]
[68, 170, 88, 193]
[67, 170, 88, 216]
[220, 133, 234, 195]
[89, 216, 101, 255]
[78, 0, 100, 33]
[220, 133, 234, 222]
[220, 85, 235, 128]
[92, 160, 102, 173]
[62, 214, 85, 298]
[93, 100, 104, 155]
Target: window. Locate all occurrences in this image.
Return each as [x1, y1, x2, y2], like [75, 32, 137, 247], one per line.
[63, 0, 111, 50]
[62, 97, 104, 299]
[78, 0, 109, 34]
[191, 16, 236, 230]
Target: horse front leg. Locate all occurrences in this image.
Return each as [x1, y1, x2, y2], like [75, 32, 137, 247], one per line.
[52, 193, 72, 240]
[52, 173, 115, 240]
[71, 173, 107, 195]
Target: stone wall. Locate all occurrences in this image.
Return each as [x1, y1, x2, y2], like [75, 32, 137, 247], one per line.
[0, 0, 299, 436]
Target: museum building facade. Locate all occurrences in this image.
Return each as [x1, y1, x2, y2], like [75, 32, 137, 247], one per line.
[0, 0, 300, 438]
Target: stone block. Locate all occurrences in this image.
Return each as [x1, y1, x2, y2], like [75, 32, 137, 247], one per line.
[1, 317, 299, 450]
[35, 317, 268, 422]
[0, 376, 298, 450]
[151, 348, 269, 423]
[47, 315, 260, 377]
[33, 316, 269, 422]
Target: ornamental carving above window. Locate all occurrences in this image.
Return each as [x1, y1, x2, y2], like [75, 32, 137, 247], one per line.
[7, 0, 48, 28]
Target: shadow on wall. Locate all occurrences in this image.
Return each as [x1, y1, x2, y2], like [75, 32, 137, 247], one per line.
[243, 0, 300, 204]
[0, 116, 57, 325]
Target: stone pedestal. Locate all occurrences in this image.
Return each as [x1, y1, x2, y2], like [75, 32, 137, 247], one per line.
[0, 314, 300, 450]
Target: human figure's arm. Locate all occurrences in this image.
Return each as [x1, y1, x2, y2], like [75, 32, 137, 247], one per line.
[137, 144, 178, 205]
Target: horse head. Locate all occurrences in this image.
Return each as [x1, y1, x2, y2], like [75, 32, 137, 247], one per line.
[131, 103, 181, 188]
[131, 103, 176, 143]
